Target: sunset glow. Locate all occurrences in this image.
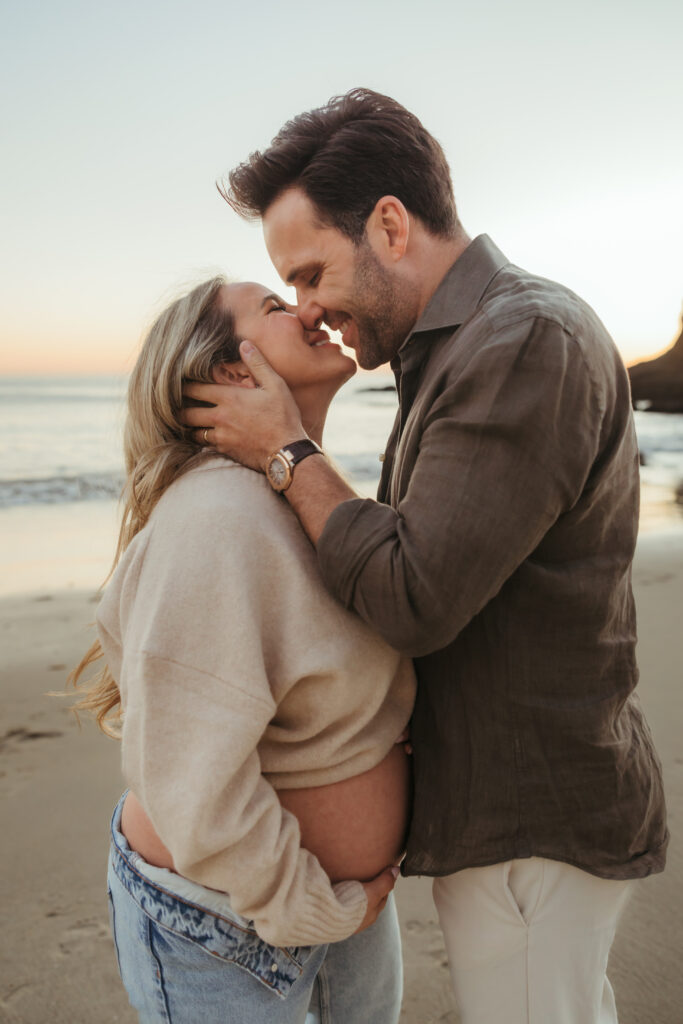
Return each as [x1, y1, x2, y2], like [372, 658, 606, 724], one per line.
[2, 0, 681, 376]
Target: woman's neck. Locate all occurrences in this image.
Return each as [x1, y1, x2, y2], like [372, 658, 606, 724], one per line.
[298, 400, 329, 448]
[292, 383, 339, 448]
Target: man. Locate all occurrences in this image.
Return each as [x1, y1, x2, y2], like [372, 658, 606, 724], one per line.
[183, 89, 667, 1023]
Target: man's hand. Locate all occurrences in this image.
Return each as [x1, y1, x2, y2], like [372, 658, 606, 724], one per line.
[355, 865, 400, 933]
[181, 342, 305, 471]
[184, 339, 357, 546]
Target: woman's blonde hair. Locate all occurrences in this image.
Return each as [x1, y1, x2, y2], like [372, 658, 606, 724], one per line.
[69, 276, 242, 736]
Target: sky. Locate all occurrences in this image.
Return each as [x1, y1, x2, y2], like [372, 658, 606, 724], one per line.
[1, 0, 681, 375]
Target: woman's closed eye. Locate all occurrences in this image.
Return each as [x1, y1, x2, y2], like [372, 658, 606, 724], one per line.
[267, 300, 287, 314]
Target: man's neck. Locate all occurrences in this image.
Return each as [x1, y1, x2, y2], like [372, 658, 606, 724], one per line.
[412, 230, 471, 323]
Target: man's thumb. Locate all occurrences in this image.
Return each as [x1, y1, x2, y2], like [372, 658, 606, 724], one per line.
[240, 340, 277, 387]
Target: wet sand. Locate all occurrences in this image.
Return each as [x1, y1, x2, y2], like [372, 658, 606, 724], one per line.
[0, 531, 681, 1023]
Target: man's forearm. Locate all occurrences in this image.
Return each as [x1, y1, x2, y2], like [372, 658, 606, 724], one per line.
[284, 454, 357, 546]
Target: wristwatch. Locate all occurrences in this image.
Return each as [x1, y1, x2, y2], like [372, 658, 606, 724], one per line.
[265, 439, 323, 492]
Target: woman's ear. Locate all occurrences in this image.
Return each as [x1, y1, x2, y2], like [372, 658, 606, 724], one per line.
[211, 362, 256, 388]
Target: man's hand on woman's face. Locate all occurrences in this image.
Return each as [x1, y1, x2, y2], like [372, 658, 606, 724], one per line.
[181, 342, 305, 471]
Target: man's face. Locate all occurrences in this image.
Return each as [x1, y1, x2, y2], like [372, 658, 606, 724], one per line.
[263, 188, 418, 370]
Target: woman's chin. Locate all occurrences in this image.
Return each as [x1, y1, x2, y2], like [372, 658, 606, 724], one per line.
[341, 356, 358, 381]
[332, 358, 357, 393]
[316, 357, 358, 388]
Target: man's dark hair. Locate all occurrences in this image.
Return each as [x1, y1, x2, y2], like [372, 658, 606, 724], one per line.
[221, 88, 459, 243]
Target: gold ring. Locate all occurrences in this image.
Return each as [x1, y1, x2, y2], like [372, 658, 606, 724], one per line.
[203, 428, 210, 444]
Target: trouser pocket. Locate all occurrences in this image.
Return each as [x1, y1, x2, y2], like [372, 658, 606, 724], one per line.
[503, 858, 545, 926]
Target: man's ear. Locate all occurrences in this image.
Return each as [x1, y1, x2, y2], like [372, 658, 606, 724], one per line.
[211, 361, 257, 388]
[366, 195, 410, 263]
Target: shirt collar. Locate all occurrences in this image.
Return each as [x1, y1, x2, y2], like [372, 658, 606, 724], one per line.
[406, 234, 509, 340]
[391, 235, 509, 382]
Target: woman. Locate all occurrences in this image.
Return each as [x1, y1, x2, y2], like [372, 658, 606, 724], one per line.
[72, 276, 416, 1023]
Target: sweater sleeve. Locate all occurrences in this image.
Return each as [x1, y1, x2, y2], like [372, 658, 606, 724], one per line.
[113, 466, 368, 947]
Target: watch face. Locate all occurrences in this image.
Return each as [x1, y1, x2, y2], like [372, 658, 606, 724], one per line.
[267, 454, 290, 490]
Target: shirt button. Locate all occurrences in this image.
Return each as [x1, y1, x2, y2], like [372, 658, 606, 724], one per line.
[271, 963, 278, 973]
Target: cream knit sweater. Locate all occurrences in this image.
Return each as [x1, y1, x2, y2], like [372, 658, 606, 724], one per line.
[97, 458, 416, 947]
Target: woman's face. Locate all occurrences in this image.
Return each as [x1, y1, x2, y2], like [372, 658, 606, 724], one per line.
[216, 282, 356, 391]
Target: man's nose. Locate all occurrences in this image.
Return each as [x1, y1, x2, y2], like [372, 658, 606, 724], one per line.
[296, 293, 325, 331]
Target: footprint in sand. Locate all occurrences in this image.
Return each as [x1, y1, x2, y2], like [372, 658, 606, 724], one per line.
[0, 727, 64, 752]
[56, 918, 111, 958]
[634, 572, 675, 586]
[0, 728, 65, 790]
[403, 919, 450, 970]
[0, 982, 32, 1012]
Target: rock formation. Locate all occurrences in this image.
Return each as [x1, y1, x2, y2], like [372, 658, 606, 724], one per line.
[628, 308, 683, 412]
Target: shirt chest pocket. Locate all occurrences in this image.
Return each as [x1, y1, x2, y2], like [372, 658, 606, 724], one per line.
[389, 402, 426, 507]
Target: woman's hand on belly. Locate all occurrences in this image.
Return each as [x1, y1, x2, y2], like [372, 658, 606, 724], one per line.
[355, 864, 401, 934]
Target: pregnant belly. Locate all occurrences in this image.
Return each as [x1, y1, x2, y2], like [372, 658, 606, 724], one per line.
[278, 744, 412, 882]
[120, 744, 411, 885]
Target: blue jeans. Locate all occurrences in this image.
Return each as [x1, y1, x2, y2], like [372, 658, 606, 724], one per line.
[106, 794, 402, 1023]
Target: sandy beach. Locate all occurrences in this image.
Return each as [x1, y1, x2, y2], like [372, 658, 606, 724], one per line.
[1, 530, 681, 1024]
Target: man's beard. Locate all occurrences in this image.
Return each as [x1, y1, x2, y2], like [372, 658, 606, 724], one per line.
[350, 244, 418, 370]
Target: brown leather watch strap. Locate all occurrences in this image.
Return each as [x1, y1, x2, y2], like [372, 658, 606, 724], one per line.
[281, 439, 323, 465]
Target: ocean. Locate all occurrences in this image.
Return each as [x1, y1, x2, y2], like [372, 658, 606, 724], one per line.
[0, 374, 398, 509]
[1, 374, 682, 594]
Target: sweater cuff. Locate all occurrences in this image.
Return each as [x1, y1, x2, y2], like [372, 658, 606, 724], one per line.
[258, 880, 367, 948]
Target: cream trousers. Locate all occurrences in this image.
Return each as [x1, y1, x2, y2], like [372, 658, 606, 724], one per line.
[432, 857, 632, 1024]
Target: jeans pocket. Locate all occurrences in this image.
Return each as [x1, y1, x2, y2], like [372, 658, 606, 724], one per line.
[281, 943, 316, 971]
[132, 882, 315, 999]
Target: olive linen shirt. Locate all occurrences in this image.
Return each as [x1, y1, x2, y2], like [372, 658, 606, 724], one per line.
[317, 235, 668, 880]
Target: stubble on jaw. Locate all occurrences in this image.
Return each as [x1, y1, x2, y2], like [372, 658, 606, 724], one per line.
[350, 243, 419, 370]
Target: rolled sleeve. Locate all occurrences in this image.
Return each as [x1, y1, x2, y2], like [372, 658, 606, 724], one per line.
[318, 317, 602, 657]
